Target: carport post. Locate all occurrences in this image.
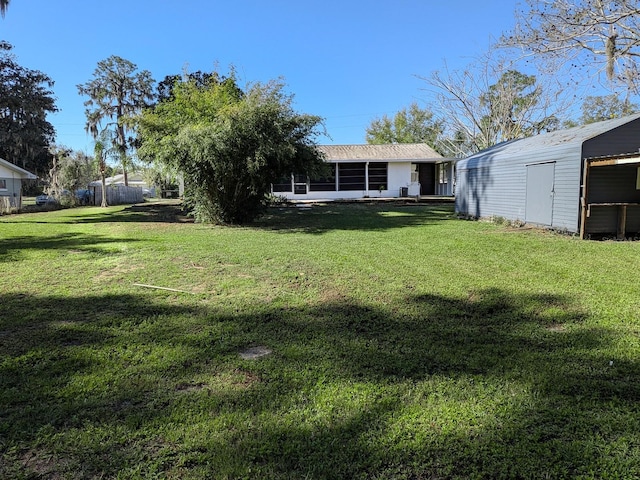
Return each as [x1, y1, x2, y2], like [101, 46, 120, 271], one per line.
[579, 158, 590, 239]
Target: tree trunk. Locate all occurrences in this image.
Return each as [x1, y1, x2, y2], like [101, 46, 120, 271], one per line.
[100, 171, 108, 207]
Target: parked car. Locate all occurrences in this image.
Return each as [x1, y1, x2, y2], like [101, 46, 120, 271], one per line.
[35, 193, 57, 206]
[75, 189, 91, 205]
[36, 189, 91, 206]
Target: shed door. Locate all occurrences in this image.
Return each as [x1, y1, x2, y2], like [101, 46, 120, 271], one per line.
[525, 162, 555, 226]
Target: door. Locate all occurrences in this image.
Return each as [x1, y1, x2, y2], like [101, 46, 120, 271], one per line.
[525, 162, 555, 226]
[418, 163, 435, 195]
[293, 174, 308, 195]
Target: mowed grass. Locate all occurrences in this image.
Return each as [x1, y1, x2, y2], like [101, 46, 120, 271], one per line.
[1, 201, 640, 479]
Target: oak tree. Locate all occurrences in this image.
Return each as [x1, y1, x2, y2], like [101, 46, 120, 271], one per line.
[0, 42, 57, 176]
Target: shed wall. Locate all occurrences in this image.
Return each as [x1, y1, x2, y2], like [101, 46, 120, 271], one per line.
[456, 144, 582, 232]
[582, 120, 640, 235]
[585, 165, 640, 233]
[583, 119, 640, 158]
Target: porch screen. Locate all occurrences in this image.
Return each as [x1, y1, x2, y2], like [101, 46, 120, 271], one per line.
[338, 162, 366, 191]
[368, 163, 388, 190]
[272, 176, 292, 192]
[310, 164, 336, 191]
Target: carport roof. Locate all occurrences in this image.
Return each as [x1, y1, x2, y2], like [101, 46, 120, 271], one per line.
[458, 113, 640, 169]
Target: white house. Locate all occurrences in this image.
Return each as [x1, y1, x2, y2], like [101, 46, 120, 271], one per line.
[272, 143, 454, 201]
[0, 158, 36, 212]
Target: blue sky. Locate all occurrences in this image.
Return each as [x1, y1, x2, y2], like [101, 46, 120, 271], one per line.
[1, 0, 518, 153]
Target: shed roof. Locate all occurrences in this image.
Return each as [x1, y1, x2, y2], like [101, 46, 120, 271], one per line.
[90, 171, 149, 187]
[318, 143, 442, 162]
[0, 158, 36, 179]
[458, 113, 640, 169]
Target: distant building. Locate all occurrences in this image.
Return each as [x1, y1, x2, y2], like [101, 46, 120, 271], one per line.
[90, 171, 155, 197]
[0, 158, 36, 212]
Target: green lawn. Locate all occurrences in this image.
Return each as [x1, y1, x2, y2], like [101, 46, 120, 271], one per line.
[1, 201, 640, 479]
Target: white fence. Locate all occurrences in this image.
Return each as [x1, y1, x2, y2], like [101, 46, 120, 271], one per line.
[90, 185, 144, 205]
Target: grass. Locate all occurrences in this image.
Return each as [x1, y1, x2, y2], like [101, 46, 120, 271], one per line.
[1, 201, 640, 479]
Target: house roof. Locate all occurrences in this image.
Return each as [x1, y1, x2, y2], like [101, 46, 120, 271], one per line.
[318, 143, 443, 162]
[459, 113, 640, 169]
[0, 158, 36, 179]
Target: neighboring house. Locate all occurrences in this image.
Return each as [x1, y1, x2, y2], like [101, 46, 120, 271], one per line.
[0, 157, 36, 212]
[272, 143, 455, 201]
[456, 114, 640, 239]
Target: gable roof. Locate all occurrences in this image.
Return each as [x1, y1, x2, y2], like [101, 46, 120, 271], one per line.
[459, 113, 640, 169]
[0, 158, 36, 179]
[318, 143, 442, 162]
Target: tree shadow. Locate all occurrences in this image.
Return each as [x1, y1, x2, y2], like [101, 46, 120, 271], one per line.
[2, 288, 639, 478]
[4, 201, 455, 233]
[72, 202, 194, 224]
[255, 203, 456, 234]
[0, 234, 142, 261]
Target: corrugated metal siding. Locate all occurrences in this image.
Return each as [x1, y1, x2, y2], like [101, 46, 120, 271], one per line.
[549, 152, 582, 232]
[456, 143, 582, 231]
[627, 206, 640, 232]
[583, 119, 640, 158]
[456, 116, 640, 234]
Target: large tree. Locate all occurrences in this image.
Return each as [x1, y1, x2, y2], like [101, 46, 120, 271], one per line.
[501, 0, 640, 93]
[365, 102, 445, 153]
[0, 41, 57, 176]
[0, 0, 9, 17]
[421, 57, 564, 156]
[137, 72, 326, 224]
[77, 55, 155, 186]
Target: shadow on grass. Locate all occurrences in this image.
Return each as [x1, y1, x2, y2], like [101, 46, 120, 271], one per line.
[255, 203, 456, 234]
[0, 233, 141, 261]
[4, 201, 455, 233]
[72, 201, 194, 224]
[1, 288, 639, 478]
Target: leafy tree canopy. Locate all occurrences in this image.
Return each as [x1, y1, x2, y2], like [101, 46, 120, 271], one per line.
[478, 69, 559, 142]
[580, 93, 638, 124]
[137, 71, 326, 224]
[0, 41, 57, 176]
[365, 102, 445, 153]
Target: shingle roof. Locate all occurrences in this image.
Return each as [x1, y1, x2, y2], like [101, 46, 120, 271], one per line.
[318, 143, 442, 161]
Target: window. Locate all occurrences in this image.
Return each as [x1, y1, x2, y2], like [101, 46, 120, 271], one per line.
[368, 162, 388, 190]
[310, 164, 336, 191]
[338, 163, 366, 191]
[438, 164, 449, 184]
[0, 179, 6, 190]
